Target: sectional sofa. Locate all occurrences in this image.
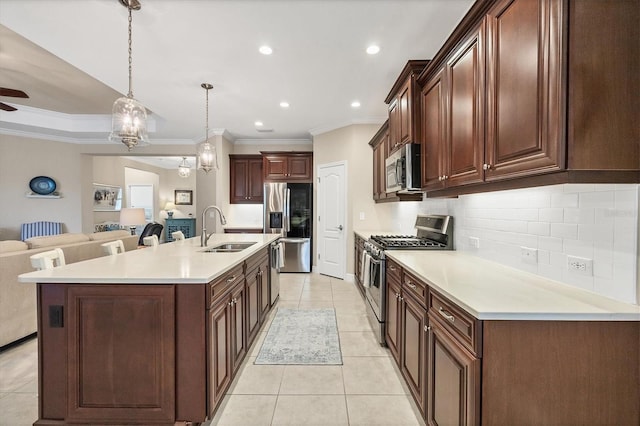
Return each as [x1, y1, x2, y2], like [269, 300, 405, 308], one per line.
[0, 230, 138, 348]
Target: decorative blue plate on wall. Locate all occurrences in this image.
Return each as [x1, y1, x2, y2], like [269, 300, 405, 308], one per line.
[29, 176, 57, 195]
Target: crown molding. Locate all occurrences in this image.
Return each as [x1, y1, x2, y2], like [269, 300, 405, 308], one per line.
[233, 138, 312, 146]
[308, 117, 387, 136]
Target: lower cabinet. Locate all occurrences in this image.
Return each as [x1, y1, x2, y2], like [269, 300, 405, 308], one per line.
[401, 292, 428, 417]
[426, 313, 480, 426]
[245, 267, 260, 347]
[207, 294, 233, 414]
[385, 275, 402, 363]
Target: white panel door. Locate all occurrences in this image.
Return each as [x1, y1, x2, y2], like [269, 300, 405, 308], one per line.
[317, 161, 346, 279]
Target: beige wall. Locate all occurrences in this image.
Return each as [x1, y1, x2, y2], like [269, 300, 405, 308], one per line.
[0, 134, 85, 237]
[312, 124, 390, 275]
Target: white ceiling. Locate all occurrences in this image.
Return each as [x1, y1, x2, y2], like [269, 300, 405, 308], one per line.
[0, 0, 474, 145]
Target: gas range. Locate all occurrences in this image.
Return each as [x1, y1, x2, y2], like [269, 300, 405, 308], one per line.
[365, 214, 454, 256]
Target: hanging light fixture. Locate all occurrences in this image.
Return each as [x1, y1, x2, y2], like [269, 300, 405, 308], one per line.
[178, 157, 191, 178]
[197, 83, 218, 173]
[109, 0, 149, 151]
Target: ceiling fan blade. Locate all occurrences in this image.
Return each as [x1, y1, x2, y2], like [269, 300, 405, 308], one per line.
[0, 102, 18, 112]
[0, 88, 29, 98]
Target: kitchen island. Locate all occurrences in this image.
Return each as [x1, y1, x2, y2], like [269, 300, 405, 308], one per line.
[19, 233, 279, 425]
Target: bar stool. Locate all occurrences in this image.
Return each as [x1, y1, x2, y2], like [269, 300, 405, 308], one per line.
[30, 248, 66, 270]
[143, 235, 159, 247]
[101, 240, 125, 255]
[171, 231, 185, 241]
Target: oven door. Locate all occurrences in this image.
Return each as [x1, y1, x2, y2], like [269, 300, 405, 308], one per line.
[365, 254, 384, 319]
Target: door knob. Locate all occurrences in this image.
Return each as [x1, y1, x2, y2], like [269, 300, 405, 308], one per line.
[338, 225, 343, 231]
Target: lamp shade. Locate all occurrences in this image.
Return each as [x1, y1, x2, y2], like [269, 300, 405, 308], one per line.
[119, 208, 146, 227]
[164, 202, 176, 211]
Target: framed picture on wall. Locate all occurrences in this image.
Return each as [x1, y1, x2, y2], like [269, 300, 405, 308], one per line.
[93, 183, 122, 211]
[175, 189, 193, 205]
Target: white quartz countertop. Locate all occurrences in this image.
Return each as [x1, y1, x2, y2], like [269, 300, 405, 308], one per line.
[354, 229, 397, 240]
[386, 251, 640, 321]
[19, 234, 279, 285]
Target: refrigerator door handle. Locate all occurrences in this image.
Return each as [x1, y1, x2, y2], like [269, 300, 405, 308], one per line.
[285, 188, 291, 232]
[279, 237, 308, 243]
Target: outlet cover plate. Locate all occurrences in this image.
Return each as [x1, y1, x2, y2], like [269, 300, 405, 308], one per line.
[468, 236, 480, 249]
[520, 246, 538, 264]
[566, 255, 593, 276]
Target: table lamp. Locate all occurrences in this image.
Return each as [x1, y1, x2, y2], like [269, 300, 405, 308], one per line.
[164, 201, 176, 218]
[119, 208, 146, 235]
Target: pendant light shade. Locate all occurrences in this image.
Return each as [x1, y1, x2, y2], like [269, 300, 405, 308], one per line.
[178, 157, 191, 178]
[198, 83, 218, 173]
[109, 0, 149, 151]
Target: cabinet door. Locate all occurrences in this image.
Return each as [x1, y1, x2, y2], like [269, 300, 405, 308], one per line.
[420, 69, 446, 190]
[263, 155, 288, 181]
[246, 269, 260, 347]
[248, 158, 264, 202]
[401, 293, 427, 417]
[427, 317, 480, 426]
[398, 78, 414, 145]
[388, 99, 401, 152]
[230, 284, 246, 374]
[207, 297, 231, 416]
[230, 158, 250, 203]
[287, 155, 312, 181]
[445, 22, 485, 188]
[385, 276, 402, 364]
[485, 0, 564, 180]
[258, 263, 271, 322]
[66, 286, 175, 423]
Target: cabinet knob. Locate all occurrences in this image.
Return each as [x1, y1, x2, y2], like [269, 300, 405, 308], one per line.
[443, 175, 448, 180]
[438, 176, 442, 182]
[424, 325, 431, 332]
[483, 163, 492, 171]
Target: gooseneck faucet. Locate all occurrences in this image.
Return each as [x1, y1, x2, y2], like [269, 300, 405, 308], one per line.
[201, 205, 227, 247]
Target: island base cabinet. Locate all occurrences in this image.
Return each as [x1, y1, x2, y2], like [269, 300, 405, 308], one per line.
[38, 284, 177, 425]
[427, 315, 480, 426]
[207, 296, 232, 417]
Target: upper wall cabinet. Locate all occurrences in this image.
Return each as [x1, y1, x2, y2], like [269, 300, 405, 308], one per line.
[386, 60, 430, 153]
[418, 0, 639, 197]
[230, 155, 264, 204]
[261, 152, 313, 182]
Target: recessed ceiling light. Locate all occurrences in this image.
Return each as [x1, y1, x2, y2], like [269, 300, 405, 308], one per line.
[351, 101, 361, 108]
[259, 45, 273, 55]
[255, 121, 264, 127]
[366, 45, 380, 55]
[280, 101, 290, 108]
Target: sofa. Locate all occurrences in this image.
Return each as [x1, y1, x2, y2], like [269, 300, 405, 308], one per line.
[0, 230, 138, 348]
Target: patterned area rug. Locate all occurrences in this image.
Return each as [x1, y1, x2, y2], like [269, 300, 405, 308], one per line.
[255, 308, 342, 365]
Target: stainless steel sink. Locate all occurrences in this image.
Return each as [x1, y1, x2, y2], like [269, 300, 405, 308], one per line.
[201, 241, 257, 253]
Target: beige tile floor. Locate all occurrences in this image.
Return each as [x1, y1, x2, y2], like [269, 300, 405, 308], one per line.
[0, 273, 424, 426]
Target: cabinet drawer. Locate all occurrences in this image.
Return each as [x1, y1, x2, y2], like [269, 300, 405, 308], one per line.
[386, 258, 402, 282]
[208, 264, 244, 307]
[429, 291, 481, 356]
[245, 249, 269, 274]
[402, 270, 428, 308]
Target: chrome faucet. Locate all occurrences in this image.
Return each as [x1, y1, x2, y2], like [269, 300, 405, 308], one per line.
[201, 205, 227, 247]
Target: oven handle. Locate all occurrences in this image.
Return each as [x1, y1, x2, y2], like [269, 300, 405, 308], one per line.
[367, 256, 383, 265]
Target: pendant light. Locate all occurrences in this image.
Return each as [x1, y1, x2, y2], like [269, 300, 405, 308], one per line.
[178, 157, 191, 178]
[197, 83, 218, 173]
[109, 0, 149, 151]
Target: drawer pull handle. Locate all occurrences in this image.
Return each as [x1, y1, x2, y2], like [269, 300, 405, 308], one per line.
[226, 275, 237, 283]
[406, 282, 416, 289]
[438, 307, 455, 323]
[389, 266, 396, 271]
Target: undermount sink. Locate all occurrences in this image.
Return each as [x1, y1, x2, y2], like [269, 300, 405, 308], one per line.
[202, 241, 257, 253]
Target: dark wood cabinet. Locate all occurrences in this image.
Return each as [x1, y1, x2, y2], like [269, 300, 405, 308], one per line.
[230, 155, 263, 204]
[484, 0, 564, 180]
[369, 121, 389, 201]
[245, 266, 260, 347]
[418, 0, 639, 197]
[230, 283, 246, 374]
[65, 285, 176, 424]
[385, 274, 402, 364]
[245, 250, 271, 347]
[207, 294, 232, 414]
[385, 60, 430, 153]
[262, 152, 313, 182]
[427, 315, 480, 426]
[354, 234, 365, 295]
[401, 292, 428, 418]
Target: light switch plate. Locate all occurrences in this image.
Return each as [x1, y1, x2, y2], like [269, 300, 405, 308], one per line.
[468, 236, 480, 249]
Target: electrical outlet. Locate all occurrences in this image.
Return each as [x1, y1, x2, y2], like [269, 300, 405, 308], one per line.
[359, 212, 365, 220]
[566, 255, 593, 276]
[520, 246, 538, 264]
[468, 236, 480, 249]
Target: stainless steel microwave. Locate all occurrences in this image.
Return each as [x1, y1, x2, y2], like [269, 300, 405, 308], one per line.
[385, 143, 421, 193]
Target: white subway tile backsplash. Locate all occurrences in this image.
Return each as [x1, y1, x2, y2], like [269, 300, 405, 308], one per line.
[551, 193, 579, 208]
[405, 184, 638, 305]
[551, 223, 578, 239]
[539, 208, 564, 223]
[579, 191, 614, 208]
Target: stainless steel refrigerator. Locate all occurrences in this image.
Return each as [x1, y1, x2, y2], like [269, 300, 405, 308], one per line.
[263, 182, 312, 273]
